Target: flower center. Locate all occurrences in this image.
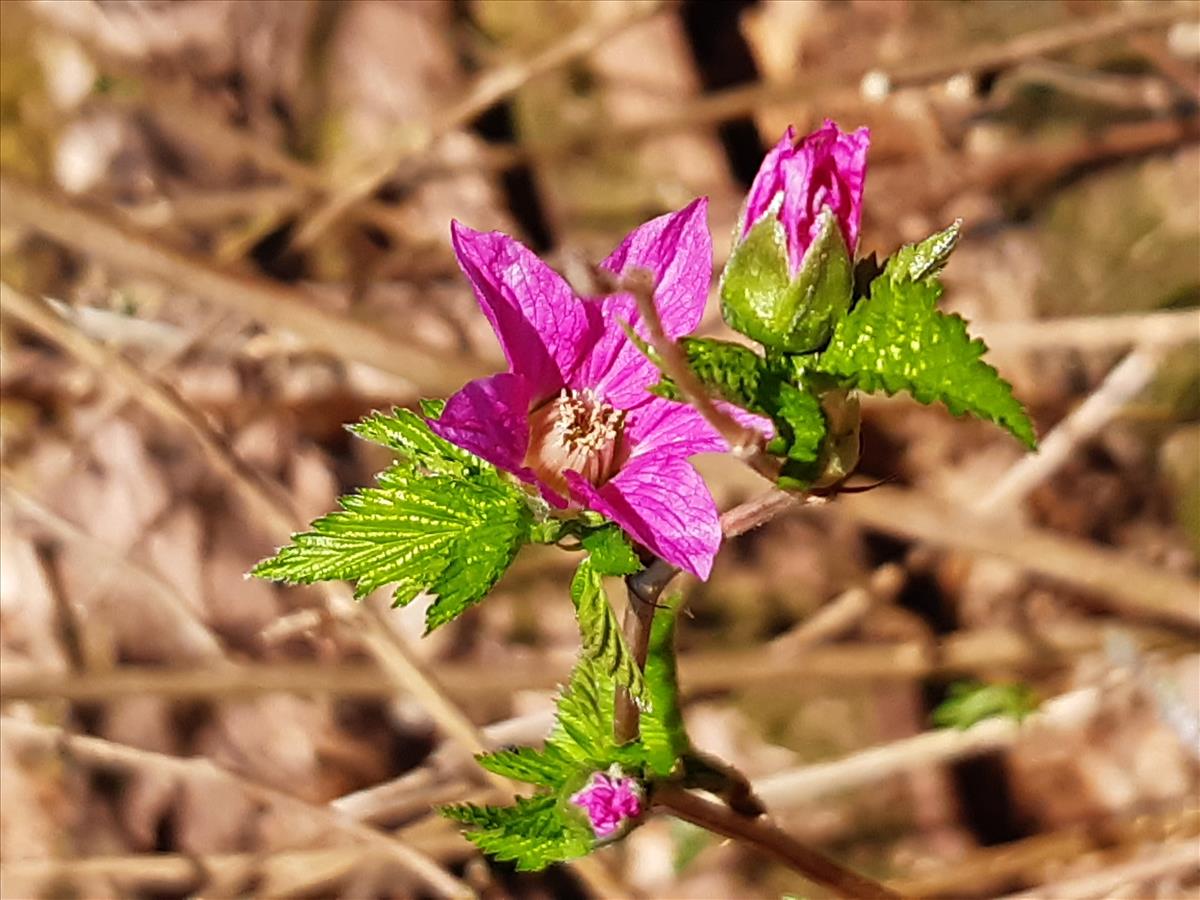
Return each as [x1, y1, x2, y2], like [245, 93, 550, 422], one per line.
[526, 388, 625, 496]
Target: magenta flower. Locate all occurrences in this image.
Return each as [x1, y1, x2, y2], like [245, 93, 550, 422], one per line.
[429, 198, 732, 579]
[570, 767, 643, 839]
[743, 120, 870, 273]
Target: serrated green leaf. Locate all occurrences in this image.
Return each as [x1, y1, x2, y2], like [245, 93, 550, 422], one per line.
[476, 746, 573, 788]
[885, 220, 961, 285]
[931, 680, 1039, 730]
[570, 559, 645, 702]
[349, 407, 475, 476]
[816, 276, 1037, 448]
[442, 795, 593, 871]
[640, 596, 690, 777]
[254, 410, 535, 631]
[580, 525, 642, 576]
[655, 338, 829, 473]
[772, 382, 826, 466]
[662, 337, 765, 409]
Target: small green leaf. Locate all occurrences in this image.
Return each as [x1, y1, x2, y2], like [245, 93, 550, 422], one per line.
[932, 680, 1040, 730]
[720, 209, 853, 353]
[654, 337, 764, 409]
[654, 338, 829, 475]
[349, 407, 473, 476]
[441, 795, 593, 871]
[476, 746, 573, 788]
[580, 525, 642, 576]
[640, 596, 690, 777]
[254, 408, 534, 631]
[816, 275, 1037, 448]
[771, 382, 826, 467]
[571, 559, 646, 702]
[885, 220, 962, 285]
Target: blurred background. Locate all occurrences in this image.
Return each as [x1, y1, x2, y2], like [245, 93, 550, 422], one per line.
[1, 1, 1199, 897]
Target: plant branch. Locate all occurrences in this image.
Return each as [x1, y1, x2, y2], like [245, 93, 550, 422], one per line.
[0, 717, 472, 899]
[291, 1, 664, 248]
[0, 176, 478, 395]
[652, 783, 903, 899]
[4, 620, 1185, 705]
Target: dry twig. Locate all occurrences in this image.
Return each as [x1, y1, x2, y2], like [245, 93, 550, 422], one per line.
[0, 176, 477, 394]
[0, 717, 472, 899]
[291, 1, 665, 248]
[652, 783, 903, 900]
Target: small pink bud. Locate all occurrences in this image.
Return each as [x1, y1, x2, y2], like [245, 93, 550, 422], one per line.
[569, 767, 643, 839]
[742, 120, 870, 273]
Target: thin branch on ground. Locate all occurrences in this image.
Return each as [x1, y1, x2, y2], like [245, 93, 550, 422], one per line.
[652, 783, 903, 900]
[0, 477, 226, 663]
[836, 485, 1200, 632]
[753, 687, 1103, 809]
[424, 6, 1192, 177]
[290, 0, 665, 248]
[0, 717, 472, 899]
[0, 847, 379, 898]
[4, 619, 1186, 705]
[890, 805, 1200, 898]
[0, 177, 477, 394]
[996, 839, 1200, 900]
[976, 347, 1165, 514]
[901, 308, 1200, 353]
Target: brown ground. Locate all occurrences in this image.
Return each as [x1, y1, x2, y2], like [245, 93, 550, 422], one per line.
[1, 1, 1198, 898]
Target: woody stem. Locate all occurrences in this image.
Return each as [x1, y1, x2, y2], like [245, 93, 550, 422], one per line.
[613, 559, 674, 743]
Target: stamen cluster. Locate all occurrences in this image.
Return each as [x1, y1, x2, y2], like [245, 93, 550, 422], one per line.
[552, 388, 625, 454]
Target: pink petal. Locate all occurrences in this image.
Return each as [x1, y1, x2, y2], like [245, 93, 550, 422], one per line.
[428, 373, 534, 479]
[742, 126, 796, 236]
[623, 396, 726, 460]
[566, 453, 720, 579]
[780, 120, 869, 267]
[600, 197, 713, 339]
[572, 199, 714, 408]
[624, 396, 775, 463]
[450, 222, 600, 402]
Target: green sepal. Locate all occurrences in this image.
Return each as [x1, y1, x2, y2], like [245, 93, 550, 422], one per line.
[720, 208, 854, 353]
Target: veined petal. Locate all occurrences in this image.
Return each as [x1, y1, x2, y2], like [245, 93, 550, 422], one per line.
[600, 197, 713, 339]
[565, 453, 721, 580]
[573, 199, 714, 408]
[428, 373, 534, 478]
[450, 222, 599, 401]
[623, 396, 725, 460]
[624, 396, 775, 462]
[779, 120, 869, 267]
[742, 126, 795, 236]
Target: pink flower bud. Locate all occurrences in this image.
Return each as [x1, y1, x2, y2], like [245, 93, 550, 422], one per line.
[742, 120, 870, 273]
[569, 767, 643, 839]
